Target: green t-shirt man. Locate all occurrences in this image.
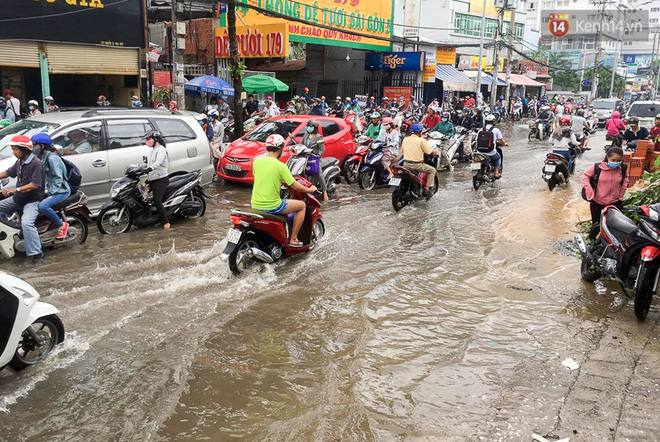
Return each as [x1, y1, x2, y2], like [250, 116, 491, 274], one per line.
[251, 156, 295, 210]
[365, 123, 381, 139]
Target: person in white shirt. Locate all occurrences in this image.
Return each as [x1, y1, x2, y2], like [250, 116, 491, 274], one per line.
[380, 117, 400, 179]
[4, 90, 20, 119]
[264, 97, 280, 119]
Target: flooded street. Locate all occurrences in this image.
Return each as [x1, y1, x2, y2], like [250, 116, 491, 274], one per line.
[2, 124, 659, 441]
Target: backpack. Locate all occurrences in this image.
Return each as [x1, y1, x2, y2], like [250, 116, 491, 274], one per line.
[476, 127, 496, 153]
[581, 162, 627, 201]
[60, 157, 82, 194]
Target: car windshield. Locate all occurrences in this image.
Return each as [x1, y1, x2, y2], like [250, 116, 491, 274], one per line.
[0, 120, 60, 159]
[243, 120, 301, 142]
[627, 103, 660, 118]
[593, 101, 615, 110]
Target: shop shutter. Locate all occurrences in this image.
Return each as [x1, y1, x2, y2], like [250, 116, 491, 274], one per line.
[46, 43, 139, 75]
[0, 41, 40, 68]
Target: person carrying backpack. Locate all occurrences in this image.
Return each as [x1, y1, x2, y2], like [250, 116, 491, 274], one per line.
[582, 146, 628, 225]
[31, 133, 70, 239]
[476, 114, 507, 178]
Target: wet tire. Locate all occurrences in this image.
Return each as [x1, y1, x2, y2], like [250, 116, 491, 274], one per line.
[188, 193, 207, 218]
[427, 175, 439, 200]
[97, 206, 132, 234]
[311, 220, 325, 244]
[547, 176, 557, 191]
[580, 256, 601, 283]
[392, 189, 407, 211]
[228, 235, 261, 276]
[359, 170, 376, 191]
[9, 316, 62, 371]
[634, 264, 657, 321]
[342, 160, 360, 184]
[66, 214, 88, 245]
[473, 174, 483, 190]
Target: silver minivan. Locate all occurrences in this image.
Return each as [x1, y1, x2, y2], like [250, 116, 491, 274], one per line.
[592, 98, 625, 127]
[0, 109, 214, 212]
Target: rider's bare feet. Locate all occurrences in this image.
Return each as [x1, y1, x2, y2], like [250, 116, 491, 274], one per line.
[323, 192, 329, 202]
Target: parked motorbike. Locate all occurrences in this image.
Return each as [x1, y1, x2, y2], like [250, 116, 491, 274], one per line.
[221, 177, 325, 275]
[0, 270, 64, 371]
[576, 205, 660, 320]
[512, 105, 523, 121]
[542, 146, 578, 191]
[243, 115, 264, 133]
[96, 167, 207, 234]
[342, 135, 371, 184]
[390, 156, 439, 211]
[472, 147, 504, 190]
[281, 144, 341, 198]
[0, 191, 91, 259]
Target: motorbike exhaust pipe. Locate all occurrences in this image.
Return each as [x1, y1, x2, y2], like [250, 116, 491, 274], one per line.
[246, 247, 274, 263]
[574, 235, 587, 255]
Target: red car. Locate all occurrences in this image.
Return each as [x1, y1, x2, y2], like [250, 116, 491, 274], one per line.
[217, 116, 356, 184]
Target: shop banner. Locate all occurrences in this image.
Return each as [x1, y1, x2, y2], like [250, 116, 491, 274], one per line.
[220, 0, 394, 51]
[383, 87, 412, 105]
[436, 47, 456, 65]
[422, 47, 437, 83]
[154, 71, 172, 89]
[355, 94, 368, 108]
[0, 0, 144, 47]
[215, 23, 289, 58]
[365, 52, 425, 71]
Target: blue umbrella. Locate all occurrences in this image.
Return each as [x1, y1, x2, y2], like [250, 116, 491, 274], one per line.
[184, 75, 235, 97]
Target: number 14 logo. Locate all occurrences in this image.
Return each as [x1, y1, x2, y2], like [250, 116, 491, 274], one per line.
[548, 13, 570, 38]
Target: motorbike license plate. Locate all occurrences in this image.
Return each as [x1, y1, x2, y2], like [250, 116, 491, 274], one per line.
[226, 228, 242, 244]
[470, 163, 482, 171]
[389, 177, 401, 186]
[545, 164, 556, 172]
[225, 164, 242, 171]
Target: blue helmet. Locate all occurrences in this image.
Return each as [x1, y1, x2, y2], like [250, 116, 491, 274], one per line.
[410, 123, 423, 134]
[31, 133, 52, 145]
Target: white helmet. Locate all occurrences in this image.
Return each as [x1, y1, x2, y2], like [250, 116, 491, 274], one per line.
[266, 134, 285, 149]
[485, 114, 496, 123]
[28, 100, 39, 106]
[541, 105, 550, 111]
[208, 109, 219, 118]
[45, 96, 54, 103]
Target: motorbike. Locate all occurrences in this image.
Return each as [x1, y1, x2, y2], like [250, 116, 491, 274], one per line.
[243, 115, 264, 133]
[511, 105, 523, 121]
[576, 205, 660, 321]
[472, 147, 504, 190]
[0, 191, 91, 259]
[344, 110, 363, 134]
[281, 144, 341, 198]
[390, 155, 439, 211]
[542, 146, 578, 191]
[427, 126, 470, 171]
[528, 119, 549, 141]
[358, 142, 395, 191]
[221, 177, 325, 275]
[605, 131, 624, 150]
[342, 135, 372, 184]
[96, 167, 208, 234]
[0, 270, 64, 371]
[565, 102, 574, 115]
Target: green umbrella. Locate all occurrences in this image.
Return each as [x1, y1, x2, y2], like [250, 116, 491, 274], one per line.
[242, 75, 290, 93]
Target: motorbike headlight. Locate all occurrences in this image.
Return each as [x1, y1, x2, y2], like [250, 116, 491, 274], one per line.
[12, 286, 36, 306]
[110, 182, 127, 198]
[641, 219, 660, 243]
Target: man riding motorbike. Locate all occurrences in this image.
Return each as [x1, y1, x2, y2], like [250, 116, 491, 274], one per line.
[551, 116, 578, 174]
[331, 96, 345, 118]
[430, 112, 456, 172]
[394, 124, 439, 194]
[624, 116, 650, 149]
[537, 105, 554, 138]
[477, 114, 507, 179]
[251, 134, 317, 247]
[571, 109, 591, 150]
[301, 120, 329, 202]
[365, 112, 382, 139]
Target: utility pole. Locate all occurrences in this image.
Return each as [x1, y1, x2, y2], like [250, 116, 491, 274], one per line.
[505, 7, 516, 108]
[651, 33, 658, 99]
[591, 0, 607, 101]
[490, 4, 505, 105]
[228, 0, 244, 139]
[171, 0, 185, 109]
[476, 1, 487, 105]
[609, 8, 624, 98]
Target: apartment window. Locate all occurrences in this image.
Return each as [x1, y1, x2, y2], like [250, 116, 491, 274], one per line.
[560, 38, 574, 50]
[557, 0, 569, 6]
[651, 18, 659, 24]
[651, 7, 659, 13]
[528, 2, 535, 10]
[584, 37, 595, 49]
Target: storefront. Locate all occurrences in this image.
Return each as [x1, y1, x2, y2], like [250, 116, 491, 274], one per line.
[0, 0, 144, 110]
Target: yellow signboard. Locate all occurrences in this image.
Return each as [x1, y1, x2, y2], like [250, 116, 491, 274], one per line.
[215, 23, 289, 58]
[470, 55, 487, 69]
[469, 0, 512, 20]
[222, 0, 394, 51]
[423, 65, 436, 83]
[436, 47, 456, 65]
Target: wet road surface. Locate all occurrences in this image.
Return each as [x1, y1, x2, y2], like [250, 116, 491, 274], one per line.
[1, 124, 659, 441]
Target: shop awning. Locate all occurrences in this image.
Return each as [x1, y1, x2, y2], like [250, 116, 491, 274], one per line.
[435, 65, 476, 92]
[498, 73, 546, 87]
[462, 70, 507, 86]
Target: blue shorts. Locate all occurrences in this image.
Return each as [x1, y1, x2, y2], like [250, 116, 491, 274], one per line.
[262, 199, 288, 214]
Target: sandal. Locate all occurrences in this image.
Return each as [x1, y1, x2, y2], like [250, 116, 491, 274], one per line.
[288, 240, 305, 248]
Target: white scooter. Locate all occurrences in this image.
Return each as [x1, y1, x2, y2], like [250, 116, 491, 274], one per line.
[427, 125, 470, 171]
[0, 270, 64, 371]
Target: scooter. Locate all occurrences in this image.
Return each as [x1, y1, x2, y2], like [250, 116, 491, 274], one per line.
[0, 270, 64, 371]
[96, 166, 208, 234]
[221, 177, 325, 275]
[542, 146, 578, 191]
[472, 147, 504, 190]
[512, 105, 523, 121]
[427, 126, 470, 171]
[605, 130, 624, 150]
[342, 135, 372, 184]
[281, 144, 341, 198]
[358, 142, 391, 191]
[0, 191, 91, 259]
[576, 205, 660, 321]
[390, 155, 439, 211]
[528, 120, 550, 141]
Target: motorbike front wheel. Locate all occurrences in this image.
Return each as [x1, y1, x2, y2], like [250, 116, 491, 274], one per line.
[359, 170, 377, 191]
[97, 206, 133, 234]
[580, 256, 601, 283]
[634, 263, 657, 321]
[342, 160, 361, 184]
[9, 316, 62, 371]
[228, 235, 261, 276]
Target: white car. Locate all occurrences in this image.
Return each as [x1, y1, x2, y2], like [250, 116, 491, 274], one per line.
[592, 98, 625, 127]
[0, 108, 214, 212]
[625, 101, 660, 129]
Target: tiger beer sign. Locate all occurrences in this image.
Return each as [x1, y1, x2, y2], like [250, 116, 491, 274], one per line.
[548, 13, 570, 38]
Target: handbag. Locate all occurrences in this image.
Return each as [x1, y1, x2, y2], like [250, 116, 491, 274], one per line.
[305, 156, 319, 175]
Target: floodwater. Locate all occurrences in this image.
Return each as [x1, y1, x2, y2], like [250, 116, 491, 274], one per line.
[0, 126, 631, 440]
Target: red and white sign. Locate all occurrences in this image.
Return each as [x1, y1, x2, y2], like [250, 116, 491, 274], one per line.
[383, 87, 412, 106]
[548, 13, 570, 38]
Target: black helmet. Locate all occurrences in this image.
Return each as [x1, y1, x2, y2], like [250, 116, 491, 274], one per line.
[628, 116, 639, 125]
[144, 129, 166, 146]
[307, 119, 319, 129]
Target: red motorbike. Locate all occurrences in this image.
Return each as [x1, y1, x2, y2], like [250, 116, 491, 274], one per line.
[344, 110, 364, 134]
[390, 156, 439, 211]
[342, 135, 372, 184]
[565, 101, 574, 114]
[221, 178, 325, 275]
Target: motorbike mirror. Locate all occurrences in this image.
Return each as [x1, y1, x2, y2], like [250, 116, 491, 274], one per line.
[142, 156, 148, 163]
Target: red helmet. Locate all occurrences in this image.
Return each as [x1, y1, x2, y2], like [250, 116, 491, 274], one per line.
[10, 135, 32, 150]
[559, 116, 571, 126]
[168, 100, 177, 110]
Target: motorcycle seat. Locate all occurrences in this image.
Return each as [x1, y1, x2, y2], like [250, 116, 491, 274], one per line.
[603, 207, 637, 244]
[243, 208, 288, 224]
[320, 157, 338, 168]
[52, 191, 84, 211]
[163, 172, 198, 197]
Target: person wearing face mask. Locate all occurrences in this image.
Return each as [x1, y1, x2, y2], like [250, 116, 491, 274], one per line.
[28, 100, 42, 117]
[331, 96, 345, 118]
[623, 116, 649, 149]
[0, 97, 16, 123]
[430, 112, 456, 172]
[582, 146, 628, 225]
[301, 120, 328, 201]
[365, 112, 381, 139]
[142, 130, 170, 229]
[31, 133, 70, 239]
[551, 116, 578, 174]
[379, 117, 400, 179]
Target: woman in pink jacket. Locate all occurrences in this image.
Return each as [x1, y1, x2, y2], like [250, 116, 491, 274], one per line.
[582, 147, 629, 224]
[605, 110, 626, 147]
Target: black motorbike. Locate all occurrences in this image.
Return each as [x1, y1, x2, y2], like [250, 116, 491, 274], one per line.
[542, 146, 578, 191]
[390, 154, 439, 211]
[472, 147, 504, 190]
[576, 205, 660, 321]
[96, 166, 208, 234]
